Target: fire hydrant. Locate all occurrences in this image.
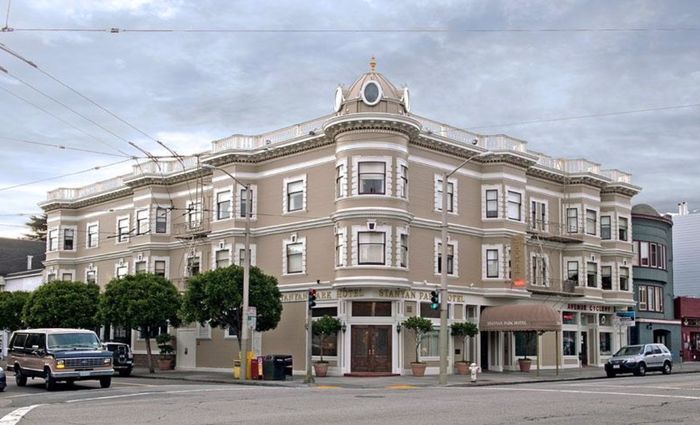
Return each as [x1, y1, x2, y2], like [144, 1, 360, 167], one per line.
[469, 363, 481, 383]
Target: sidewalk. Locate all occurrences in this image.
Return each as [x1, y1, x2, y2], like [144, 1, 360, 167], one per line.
[130, 361, 700, 389]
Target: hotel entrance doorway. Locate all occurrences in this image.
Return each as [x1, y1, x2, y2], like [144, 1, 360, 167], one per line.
[350, 325, 392, 373]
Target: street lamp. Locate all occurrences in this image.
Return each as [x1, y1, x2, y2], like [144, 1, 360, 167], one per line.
[438, 150, 491, 385]
[202, 163, 252, 381]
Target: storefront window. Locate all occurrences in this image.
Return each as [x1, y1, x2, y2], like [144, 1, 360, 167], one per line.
[515, 331, 537, 357]
[312, 334, 338, 357]
[599, 332, 612, 355]
[562, 312, 577, 325]
[420, 330, 439, 357]
[563, 331, 577, 356]
[420, 302, 440, 319]
[351, 301, 392, 317]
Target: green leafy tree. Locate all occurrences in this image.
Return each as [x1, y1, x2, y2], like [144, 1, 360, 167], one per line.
[401, 316, 433, 364]
[181, 265, 282, 362]
[23, 214, 47, 241]
[23, 280, 100, 329]
[0, 291, 31, 331]
[99, 273, 181, 373]
[450, 321, 479, 362]
[312, 315, 342, 363]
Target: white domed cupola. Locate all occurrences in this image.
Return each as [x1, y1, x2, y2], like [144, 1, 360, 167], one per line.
[334, 57, 410, 115]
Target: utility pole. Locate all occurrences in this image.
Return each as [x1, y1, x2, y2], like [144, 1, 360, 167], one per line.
[304, 289, 315, 384]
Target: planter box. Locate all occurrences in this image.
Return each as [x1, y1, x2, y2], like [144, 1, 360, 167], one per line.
[518, 358, 532, 372]
[410, 362, 427, 377]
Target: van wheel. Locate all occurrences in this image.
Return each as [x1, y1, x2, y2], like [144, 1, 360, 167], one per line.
[634, 363, 646, 376]
[662, 362, 672, 375]
[100, 377, 112, 389]
[14, 367, 27, 387]
[45, 370, 57, 391]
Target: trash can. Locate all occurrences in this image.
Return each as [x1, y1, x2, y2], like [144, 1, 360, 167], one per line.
[262, 355, 276, 380]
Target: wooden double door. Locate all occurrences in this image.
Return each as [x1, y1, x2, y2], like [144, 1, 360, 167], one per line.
[351, 325, 392, 373]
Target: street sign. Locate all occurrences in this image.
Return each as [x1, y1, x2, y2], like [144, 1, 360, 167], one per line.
[247, 306, 257, 330]
[613, 314, 635, 327]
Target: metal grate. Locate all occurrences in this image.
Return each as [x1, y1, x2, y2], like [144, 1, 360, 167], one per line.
[65, 357, 104, 368]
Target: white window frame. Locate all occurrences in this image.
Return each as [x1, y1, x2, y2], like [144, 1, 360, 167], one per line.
[85, 266, 98, 285]
[397, 159, 408, 199]
[586, 261, 599, 288]
[482, 185, 501, 220]
[585, 206, 599, 236]
[116, 214, 130, 244]
[212, 242, 232, 269]
[335, 226, 347, 268]
[214, 188, 233, 221]
[351, 156, 392, 197]
[434, 237, 459, 277]
[233, 243, 257, 267]
[564, 257, 581, 286]
[237, 184, 258, 220]
[154, 205, 170, 234]
[396, 227, 409, 269]
[505, 186, 524, 222]
[601, 262, 614, 290]
[619, 265, 630, 292]
[184, 252, 202, 277]
[47, 227, 59, 252]
[197, 322, 212, 340]
[133, 254, 149, 275]
[60, 270, 75, 281]
[530, 253, 549, 287]
[482, 244, 504, 280]
[135, 208, 149, 235]
[351, 224, 392, 267]
[86, 221, 99, 248]
[282, 236, 306, 275]
[114, 261, 129, 278]
[335, 159, 348, 199]
[434, 174, 458, 214]
[283, 174, 307, 214]
[529, 197, 549, 232]
[61, 225, 77, 251]
[185, 200, 203, 229]
[617, 215, 630, 241]
[565, 205, 580, 233]
[600, 215, 612, 240]
[152, 256, 170, 279]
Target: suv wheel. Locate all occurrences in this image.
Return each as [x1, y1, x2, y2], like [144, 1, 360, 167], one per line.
[100, 377, 112, 388]
[45, 370, 57, 391]
[634, 363, 647, 376]
[662, 361, 672, 375]
[14, 367, 27, 387]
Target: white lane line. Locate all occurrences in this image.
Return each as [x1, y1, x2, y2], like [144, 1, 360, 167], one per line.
[111, 382, 157, 387]
[483, 387, 700, 401]
[562, 383, 700, 391]
[65, 387, 247, 403]
[0, 405, 42, 425]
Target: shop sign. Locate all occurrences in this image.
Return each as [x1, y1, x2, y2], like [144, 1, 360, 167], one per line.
[566, 303, 613, 313]
[281, 288, 467, 303]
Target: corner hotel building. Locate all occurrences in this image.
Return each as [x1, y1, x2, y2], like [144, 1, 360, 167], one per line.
[40, 60, 640, 375]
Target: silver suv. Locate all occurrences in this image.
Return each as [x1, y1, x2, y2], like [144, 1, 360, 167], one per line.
[605, 343, 672, 377]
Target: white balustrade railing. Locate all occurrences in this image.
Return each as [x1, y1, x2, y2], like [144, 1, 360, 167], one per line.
[600, 169, 632, 183]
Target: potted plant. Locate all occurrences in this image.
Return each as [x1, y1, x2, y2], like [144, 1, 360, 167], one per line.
[401, 316, 433, 376]
[311, 315, 343, 377]
[156, 333, 175, 370]
[450, 321, 479, 375]
[518, 356, 532, 372]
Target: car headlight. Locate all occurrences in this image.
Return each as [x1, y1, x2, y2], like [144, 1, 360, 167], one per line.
[103, 358, 112, 365]
[55, 359, 65, 369]
[0, 366, 4, 372]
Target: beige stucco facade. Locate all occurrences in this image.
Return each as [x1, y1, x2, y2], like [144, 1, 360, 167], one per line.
[40, 60, 640, 375]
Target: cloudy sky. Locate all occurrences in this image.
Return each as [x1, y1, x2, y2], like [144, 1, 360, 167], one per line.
[0, 0, 698, 238]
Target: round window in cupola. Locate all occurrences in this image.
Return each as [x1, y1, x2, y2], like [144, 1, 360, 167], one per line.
[361, 80, 382, 106]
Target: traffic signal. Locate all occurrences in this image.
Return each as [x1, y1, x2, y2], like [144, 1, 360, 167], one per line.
[308, 289, 317, 310]
[430, 290, 439, 310]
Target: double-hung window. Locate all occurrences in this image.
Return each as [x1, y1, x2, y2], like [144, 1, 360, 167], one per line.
[485, 190, 498, 218]
[530, 200, 547, 231]
[618, 217, 628, 241]
[117, 218, 129, 242]
[586, 209, 597, 235]
[567, 261, 579, 285]
[286, 180, 304, 212]
[215, 250, 230, 269]
[216, 192, 231, 220]
[187, 256, 201, 277]
[437, 179, 455, 212]
[116, 264, 128, 279]
[358, 162, 385, 195]
[63, 228, 74, 250]
[335, 233, 345, 267]
[399, 165, 408, 198]
[135, 261, 147, 274]
[601, 266, 612, 290]
[86, 270, 96, 284]
[286, 243, 303, 273]
[48, 229, 58, 251]
[567, 208, 578, 233]
[335, 164, 345, 198]
[600, 216, 611, 240]
[87, 224, 98, 247]
[586, 262, 598, 288]
[240, 188, 253, 218]
[486, 249, 499, 278]
[507, 191, 521, 221]
[187, 202, 202, 228]
[619, 267, 629, 291]
[399, 234, 408, 268]
[155, 207, 168, 233]
[531, 255, 547, 286]
[136, 209, 149, 235]
[437, 243, 454, 275]
[154, 260, 166, 277]
[358, 232, 385, 265]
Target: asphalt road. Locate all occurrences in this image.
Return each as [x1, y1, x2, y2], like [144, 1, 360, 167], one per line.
[1, 374, 699, 424]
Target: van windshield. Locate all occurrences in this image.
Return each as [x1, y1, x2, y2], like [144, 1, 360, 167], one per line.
[47, 333, 101, 351]
[614, 345, 643, 356]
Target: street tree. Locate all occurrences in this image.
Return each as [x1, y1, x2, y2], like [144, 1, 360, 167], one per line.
[23, 214, 47, 241]
[0, 291, 31, 331]
[23, 280, 100, 329]
[181, 265, 282, 363]
[99, 273, 181, 373]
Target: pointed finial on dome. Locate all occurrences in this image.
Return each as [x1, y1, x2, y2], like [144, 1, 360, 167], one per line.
[369, 56, 377, 72]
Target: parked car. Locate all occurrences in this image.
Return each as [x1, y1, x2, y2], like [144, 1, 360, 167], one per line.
[7, 329, 114, 391]
[0, 366, 6, 392]
[605, 343, 673, 377]
[103, 342, 134, 377]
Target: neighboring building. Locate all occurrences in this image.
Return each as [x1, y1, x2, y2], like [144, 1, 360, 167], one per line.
[0, 237, 46, 358]
[39, 59, 640, 374]
[630, 204, 681, 360]
[675, 296, 700, 362]
[672, 202, 700, 297]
